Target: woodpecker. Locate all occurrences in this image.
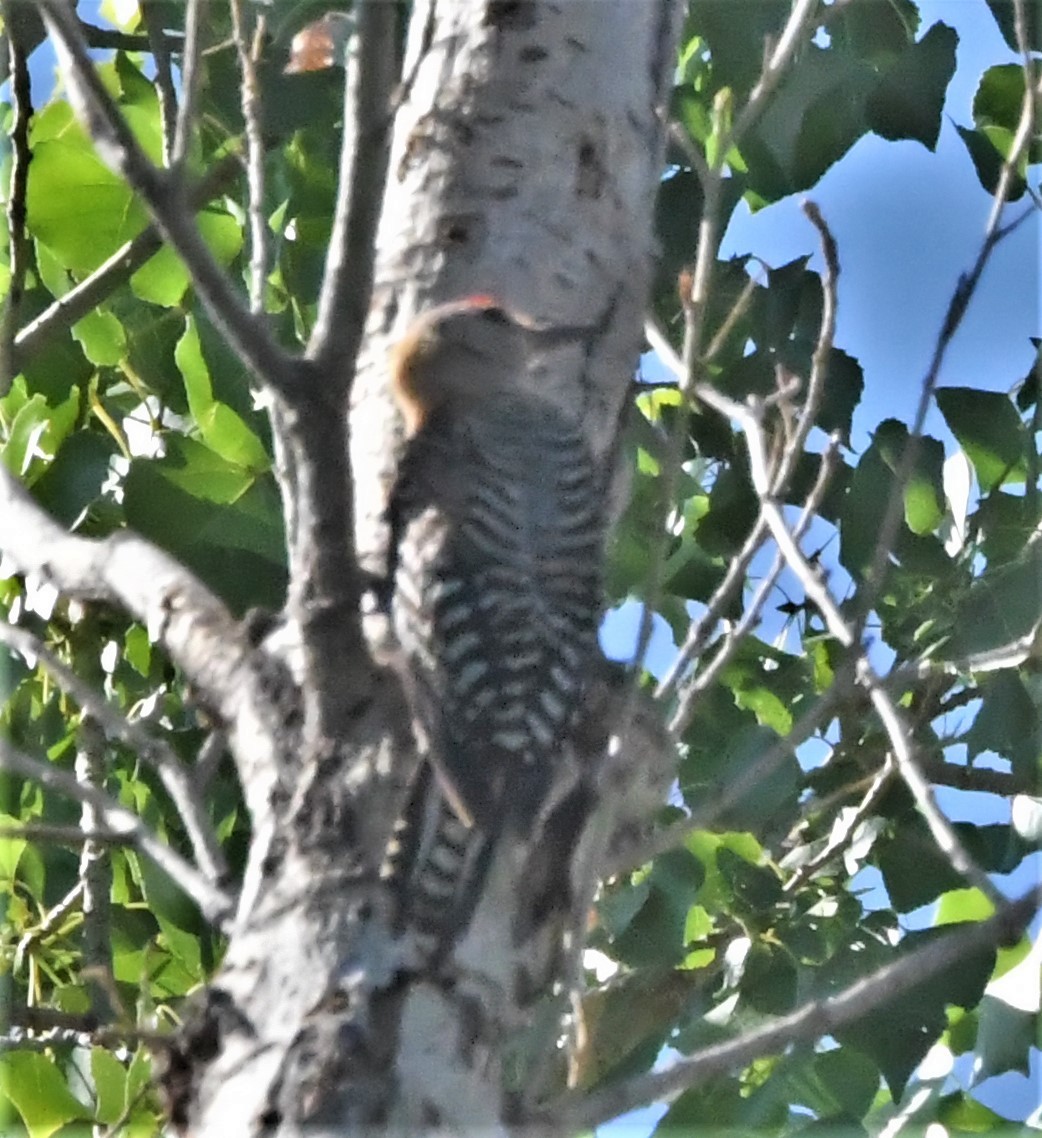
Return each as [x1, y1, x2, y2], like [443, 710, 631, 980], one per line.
[384, 296, 604, 952]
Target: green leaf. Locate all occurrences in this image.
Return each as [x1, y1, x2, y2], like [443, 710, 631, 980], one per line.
[0, 1052, 90, 1138]
[32, 432, 118, 527]
[837, 925, 994, 1099]
[817, 348, 864, 442]
[0, 387, 80, 480]
[839, 443, 894, 579]
[91, 1049, 129, 1125]
[123, 625, 152, 677]
[72, 308, 126, 367]
[975, 64, 1030, 133]
[866, 22, 957, 150]
[131, 208, 244, 307]
[943, 541, 1042, 674]
[965, 672, 1041, 778]
[0, 813, 27, 880]
[27, 137, 147, 275]
[973, 994, 1035, 1080]
[983, 0, 1042, 54]
[938, 1091, 1009, 1131]
[808, 1047, 879, 1122]
[740, 940, 798, 1014]
[934, 888, 996, 927]
[175, 318, 269, 471]
[124, 440, 286, 613]
[935, 387, 1026, 491]
[741, 46, 877, 201]
[956, 123, 1027, 200]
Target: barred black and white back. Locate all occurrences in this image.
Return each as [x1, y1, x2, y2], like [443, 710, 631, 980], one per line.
[388, 389, 603, 949]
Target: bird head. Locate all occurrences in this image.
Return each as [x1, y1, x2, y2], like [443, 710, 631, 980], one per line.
[390, 296, 587, 433]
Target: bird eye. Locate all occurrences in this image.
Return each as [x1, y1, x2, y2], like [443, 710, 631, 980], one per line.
[478, 306, 511, 326]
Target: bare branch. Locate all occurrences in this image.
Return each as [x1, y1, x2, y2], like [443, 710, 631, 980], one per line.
[769, 200, 839, 494]
[669, 435, 842, 735]
[0, 620, 228, 883]
[547, 888, 1041, 1133]
[229, 0, 268, 316]
[0, 465, 260, 734]
[863, 670, 1004, 905]
[920, 758, 1032, 797]
[76, 716, 115, 1015]
[172, 0, 203, 167]
[307, 3, 399, 380]
[0, 822, 135, 846]
[656, 512, 770, 707]
[0, 1, 33, 396]
[730, 0, 819, 145]
[38, 0, 299, 400]
[0, 736, 233, 924]
[142, 0, 179, 167]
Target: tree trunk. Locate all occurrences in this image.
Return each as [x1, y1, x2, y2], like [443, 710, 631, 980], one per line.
[174, 3, 681, 1133]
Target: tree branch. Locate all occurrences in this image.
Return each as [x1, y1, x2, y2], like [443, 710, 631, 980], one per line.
[0, 0, 33, 396]
[229, 0, 268, 317]
[171, 0, 202, 167]
[0, 465, 261, 736]
[307, 3, 398, 381]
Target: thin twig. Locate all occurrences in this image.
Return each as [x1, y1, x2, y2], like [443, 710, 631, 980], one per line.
[307, 1, 399, 379]
[14, 882, 84, 977]
[172, 0, 203, 167]
[0, 823, 134, 846]
[770, 200, 839, 494]
[726, 0, 820, 153]
[610, 671, 850, 878]
[0, 462, 264, 746]
[0, 2, 32, 396]
[142, 0, 178, 167]
[0, 737, 233, 924]
[669, 435, 842, 735]
[229, 0, 268, 317]
[655, 512, 771, 706]
[76, 716, 115, 1015]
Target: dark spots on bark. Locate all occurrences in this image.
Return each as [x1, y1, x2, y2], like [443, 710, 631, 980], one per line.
[491, 154, 524, 170]
[519, 43, 548, 62]
[437, 213, 484, 250]
[258, 1106, 282, 1132]
[489, 184, 520, 200]
[484, 0, 538, 31]
[577, 136, 606, 199]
